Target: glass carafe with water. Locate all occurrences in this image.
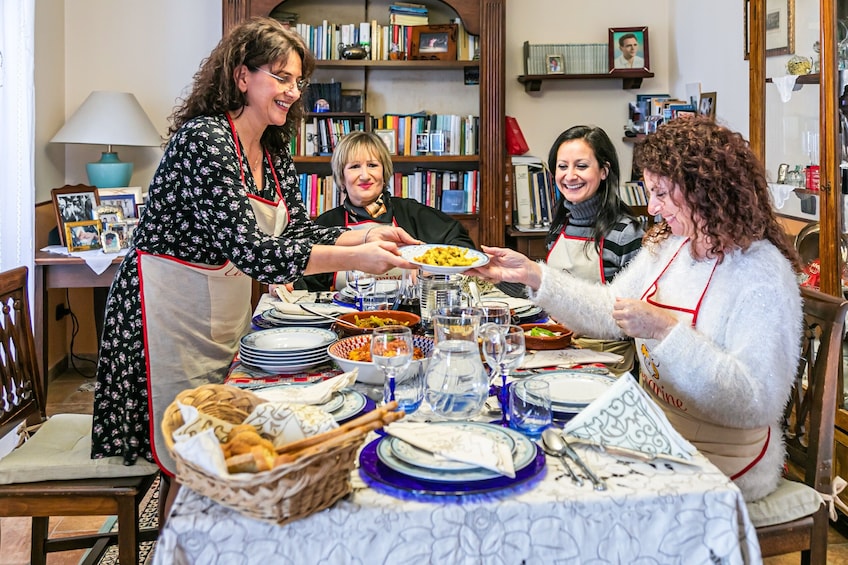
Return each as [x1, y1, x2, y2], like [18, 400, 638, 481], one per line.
[424, 307, 489, 420]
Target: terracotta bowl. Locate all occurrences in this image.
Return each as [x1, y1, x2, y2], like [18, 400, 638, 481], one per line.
[327, 334, 434, 385]
[519, 323, 573, 350]
[331, 310, 421, 338]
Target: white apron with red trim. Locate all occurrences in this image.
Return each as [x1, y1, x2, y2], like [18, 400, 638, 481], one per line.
[547, 233, 635, 374]
[635, 240, 769, 481]
[142, 193, 289, 475]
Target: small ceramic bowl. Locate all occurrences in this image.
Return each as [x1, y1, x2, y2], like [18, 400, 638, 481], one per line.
[519, 323, 573, 350]
[327, 334, 434, 385]
[332, 310, 421, 338]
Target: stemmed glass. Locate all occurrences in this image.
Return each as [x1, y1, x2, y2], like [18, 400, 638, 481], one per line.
[480, 301, 512, 326]
[348, 270, 375, 311]
[370, 325, 414, 409]
[480, 324, 526, 426]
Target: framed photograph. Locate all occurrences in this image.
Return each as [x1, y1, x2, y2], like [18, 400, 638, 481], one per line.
[374, 129, 397, 155]
[546, 54, 564, 75]
[415, 133, 430, 155]
[430, 131, 445, 154]
[100, 230, 122, 253]
[409, 24, 457, 61]
[698, 91, 717, 119]
[135, 203, 147, 218]
[341, 89, 364, 113]
[93, 204, 124, 228]
[51, 184, 100, 246]
[97, 187, 144, 218]
[608, 27, 650, 73]
[64, 220, 102, 252]
[744, 0, 795, 59]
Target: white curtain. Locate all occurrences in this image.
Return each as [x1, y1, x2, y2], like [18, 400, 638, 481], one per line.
[0, 0, 36, 281]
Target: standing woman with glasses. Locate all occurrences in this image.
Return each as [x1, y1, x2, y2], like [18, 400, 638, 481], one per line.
[90, 17, 416, 518]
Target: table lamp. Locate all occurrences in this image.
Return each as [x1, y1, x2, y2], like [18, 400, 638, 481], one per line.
[50, 91, 161, 188]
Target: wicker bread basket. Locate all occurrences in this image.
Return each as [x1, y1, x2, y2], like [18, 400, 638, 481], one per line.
[161, 384, 365, 525]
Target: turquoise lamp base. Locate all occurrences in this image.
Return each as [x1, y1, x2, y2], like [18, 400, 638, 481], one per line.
[86, 152, 133, 188]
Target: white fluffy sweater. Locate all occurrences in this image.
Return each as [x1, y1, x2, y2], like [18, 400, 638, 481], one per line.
[530, 236, 802, 501]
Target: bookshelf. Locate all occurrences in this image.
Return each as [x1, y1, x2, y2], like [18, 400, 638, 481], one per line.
[222, 0, 507, 248]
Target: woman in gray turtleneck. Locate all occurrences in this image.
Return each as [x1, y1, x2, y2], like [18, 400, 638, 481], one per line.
[544, 125, 645, 374]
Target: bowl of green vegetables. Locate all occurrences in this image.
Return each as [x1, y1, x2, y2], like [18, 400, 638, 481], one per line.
[520, 323, 573, 350]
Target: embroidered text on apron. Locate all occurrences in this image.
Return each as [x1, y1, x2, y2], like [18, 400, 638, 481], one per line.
[143, 114, 290, 474]
[635, 239, 769, 480]
[548, 232, 635, 374]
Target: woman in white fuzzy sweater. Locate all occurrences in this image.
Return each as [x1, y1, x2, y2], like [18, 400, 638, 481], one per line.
[472, 116, 803, 502]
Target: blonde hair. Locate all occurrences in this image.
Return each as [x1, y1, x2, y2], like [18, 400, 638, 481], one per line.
[330, 131, 394, 191]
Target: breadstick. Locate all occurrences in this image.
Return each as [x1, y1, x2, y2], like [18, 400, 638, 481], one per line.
[275, 402, 401, 455]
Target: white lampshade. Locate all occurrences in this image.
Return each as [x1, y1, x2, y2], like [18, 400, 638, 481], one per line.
[51, 91, 161, 188]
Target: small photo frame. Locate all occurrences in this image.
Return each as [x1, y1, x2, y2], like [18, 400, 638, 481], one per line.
[430, 131, 446, 154]
[341, 89, 364, 113]
[609, 26, 650, 73]
[135, 203, 147, 218]
[374, 129, 397, 155]
[698, 91, 717, 119]
[93, 204, 125, 229]
[97, 187, 144, 218]
[546, 54, 564, 74]
[64, 219, 102, 252]
[100, 230, 122, 253]
[410, 24, 458, 61]
[51, 184, 100, 246]
[415, 133, 430, 155]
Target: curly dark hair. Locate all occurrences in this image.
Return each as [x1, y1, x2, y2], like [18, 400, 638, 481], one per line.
[546, 125, 638, 251]
[166, 17, 315, 154]
[633, 116, 800, 271]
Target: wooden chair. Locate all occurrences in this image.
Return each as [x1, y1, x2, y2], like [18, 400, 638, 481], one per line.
[0, 266, 159, 565]
[748, 287, 848, 564]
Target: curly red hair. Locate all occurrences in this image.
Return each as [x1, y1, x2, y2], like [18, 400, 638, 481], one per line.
[633, 116, 800, 271]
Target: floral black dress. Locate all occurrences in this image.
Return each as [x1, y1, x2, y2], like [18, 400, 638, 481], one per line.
[91, 115, 343, 465]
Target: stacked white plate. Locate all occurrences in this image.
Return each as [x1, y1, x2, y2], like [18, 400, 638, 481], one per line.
[528, 371, 617, 416]
[259, 303, 356, 328]
[239, 327, 337, 373]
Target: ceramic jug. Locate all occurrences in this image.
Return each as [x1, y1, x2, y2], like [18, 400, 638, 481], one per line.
[424, 307, 489, 420]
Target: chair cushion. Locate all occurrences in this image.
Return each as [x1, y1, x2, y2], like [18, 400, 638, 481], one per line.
[0, 413, 158, 484]
[747, 477, 824, 528]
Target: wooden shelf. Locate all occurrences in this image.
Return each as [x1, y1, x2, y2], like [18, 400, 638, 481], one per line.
[316, 60, 479, 70]
[517, 71, 655, 92]
[294, 155, 479, 164]
[765, 72, 820, 85]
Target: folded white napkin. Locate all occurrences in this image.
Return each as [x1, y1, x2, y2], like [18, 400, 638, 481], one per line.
[563, 375, 695, 460]
[254, 370, 357, 405]
[385, 422, 516, 478]
[768, 183, 795, 209]
[772, 75, 798, 103]
[520, 348, 623, 369]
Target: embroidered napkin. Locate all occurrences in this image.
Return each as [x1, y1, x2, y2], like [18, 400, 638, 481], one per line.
[254, 370, 357, 405]
[563, 375, 696, 460]
[520, 348, 623, 369]
[384, 422, 516, 478]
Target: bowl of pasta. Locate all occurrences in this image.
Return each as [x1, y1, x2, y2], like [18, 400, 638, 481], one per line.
[327, 334, 434, 384]
[332, 310, 421, 338]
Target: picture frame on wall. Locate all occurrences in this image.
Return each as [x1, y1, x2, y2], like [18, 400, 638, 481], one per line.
[744, 0, 795, 59]
[374, 129, 397, 155]
[409, 24, 458, 61]
[608, 26, 650, 73]
[51, 184, 100, 246]
[64, 220, 102, 253]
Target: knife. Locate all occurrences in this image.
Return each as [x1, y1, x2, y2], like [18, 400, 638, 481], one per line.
[564, 436, 697, 466]
[559, 435, 607, 491]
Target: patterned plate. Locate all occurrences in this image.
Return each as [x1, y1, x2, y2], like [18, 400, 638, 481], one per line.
[240, 327, 337, 353]
[389, 422, 516, 472]
[399, 244, 489, 274]
[253, 384, 346, 414]
[529, 371, 617, 410]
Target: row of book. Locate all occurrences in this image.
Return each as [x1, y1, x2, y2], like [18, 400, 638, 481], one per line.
[511, 156, 557, 229]
[293, 115, 368, 157]
[297, 168, 480, 217]
[289, 19, 478, 62]
[523, 42, 607, 75]
[619, 181, 650, 206]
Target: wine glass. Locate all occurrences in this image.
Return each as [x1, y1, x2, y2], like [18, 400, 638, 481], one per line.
[348, 270, 375, 311]
[370, 325, 414, 409]
[480, 323, 526, 426]
[480, 301, 512, 326]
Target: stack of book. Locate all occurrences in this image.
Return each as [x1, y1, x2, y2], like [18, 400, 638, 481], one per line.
[389, 2, 429, 26]
[511, 156, 556, 230]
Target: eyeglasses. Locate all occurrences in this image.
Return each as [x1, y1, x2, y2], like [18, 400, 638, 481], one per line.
[250, 66, 309, 93]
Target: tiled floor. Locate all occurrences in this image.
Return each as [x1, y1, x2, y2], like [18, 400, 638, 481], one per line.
[4, 372, 848, 564]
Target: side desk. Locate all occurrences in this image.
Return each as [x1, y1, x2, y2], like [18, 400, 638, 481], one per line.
[33, 250, 121, 392]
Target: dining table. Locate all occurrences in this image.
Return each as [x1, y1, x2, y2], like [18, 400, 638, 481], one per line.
[151, 291, 762, 564]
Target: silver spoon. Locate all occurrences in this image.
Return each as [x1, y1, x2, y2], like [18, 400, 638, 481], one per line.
[541, 428, 583, 486]
[546, 429, 607, 491]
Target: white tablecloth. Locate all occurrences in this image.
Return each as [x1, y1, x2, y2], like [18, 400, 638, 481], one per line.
[152, 441, 761, 564]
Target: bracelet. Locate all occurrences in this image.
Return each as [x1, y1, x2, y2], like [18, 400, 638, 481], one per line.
[363, 227, 375, 244]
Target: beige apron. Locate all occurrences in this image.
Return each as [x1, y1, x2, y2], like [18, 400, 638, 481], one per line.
[636, 239, 769, 480]
[547, 232, 635, 374]
[144, 120, 290, 474]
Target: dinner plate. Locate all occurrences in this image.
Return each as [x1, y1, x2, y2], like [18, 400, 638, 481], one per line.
[376, 423, 536, 483]
[240, 327, 337, 352]
[529, 371, 617, 411]
[238, 348, 330, 362]
[399, 244, 489, 274]
[256, 312, 332, 329]
[242, 359, 328, 374]
[339, 280, 399, 300]
[253, 384, 347, 414]
[331, 388, 369, 423]
[360, 436, 546, 496]
[388, 422, 516, 472]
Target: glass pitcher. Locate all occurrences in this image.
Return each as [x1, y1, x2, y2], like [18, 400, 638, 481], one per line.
[424, 307, 489, 420]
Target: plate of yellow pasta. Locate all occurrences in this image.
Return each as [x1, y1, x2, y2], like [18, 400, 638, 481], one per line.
[399, 243, 489, 274]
